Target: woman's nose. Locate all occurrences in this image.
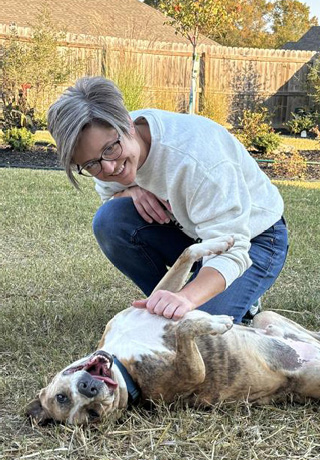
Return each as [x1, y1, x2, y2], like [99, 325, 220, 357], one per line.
[100, 159, 117, 175]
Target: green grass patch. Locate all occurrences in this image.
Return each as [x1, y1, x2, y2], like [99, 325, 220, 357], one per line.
[34, 130, 55, 145]
[1, 169, 320, 460]
[279, 135, 320, 151]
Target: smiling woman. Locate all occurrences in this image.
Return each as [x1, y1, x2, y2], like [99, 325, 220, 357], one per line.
[76, 132, 123, 177]
[72, 121, 149, 186]
[47, 75, 288, 326]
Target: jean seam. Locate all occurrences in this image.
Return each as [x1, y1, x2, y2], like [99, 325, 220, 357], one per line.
[254, 226, 287, 297]
[253, 226, 276, 273]
[130, 226, 166, 278]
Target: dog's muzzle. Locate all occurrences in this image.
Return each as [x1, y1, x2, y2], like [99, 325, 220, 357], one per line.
[77, 372, 105, 398]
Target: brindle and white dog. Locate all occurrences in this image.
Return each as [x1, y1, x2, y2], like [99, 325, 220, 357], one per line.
[27, 236, 320, 425]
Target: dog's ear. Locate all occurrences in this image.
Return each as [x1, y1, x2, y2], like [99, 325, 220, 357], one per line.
[25, 396, 53, 426]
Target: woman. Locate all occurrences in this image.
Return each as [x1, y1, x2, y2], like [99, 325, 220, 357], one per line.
[48, 76, 288, 323]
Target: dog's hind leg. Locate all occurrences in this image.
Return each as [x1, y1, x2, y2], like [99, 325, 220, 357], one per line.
[295, 363, 320, 399]
[151, 236, 234, 294]
[253, 311, 320, 343]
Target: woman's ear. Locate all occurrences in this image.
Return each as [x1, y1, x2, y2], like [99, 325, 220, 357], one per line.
[128, 118, 135, 136]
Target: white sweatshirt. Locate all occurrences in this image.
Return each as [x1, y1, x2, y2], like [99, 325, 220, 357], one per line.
[94, 109, 284, 288]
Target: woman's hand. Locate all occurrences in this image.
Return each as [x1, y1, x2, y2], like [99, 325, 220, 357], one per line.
[114, 186, 171, 224]
[132, 267, 226, 321]
[132, 290, 196, 320]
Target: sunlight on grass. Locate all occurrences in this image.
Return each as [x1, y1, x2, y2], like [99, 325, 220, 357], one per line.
[34, 130, 55, 145]
[273, 180, 320, 189]
[280, 135, 320, 151]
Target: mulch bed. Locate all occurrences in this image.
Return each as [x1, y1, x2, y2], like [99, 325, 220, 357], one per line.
[1, 145, 320, 180]
[0, 145, 62, 170]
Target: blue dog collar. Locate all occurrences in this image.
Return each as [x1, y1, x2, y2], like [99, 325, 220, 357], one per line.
[113, 356, 140, 404]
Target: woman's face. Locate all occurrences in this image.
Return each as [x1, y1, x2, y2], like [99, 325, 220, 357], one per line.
[73, 123, 148, 185]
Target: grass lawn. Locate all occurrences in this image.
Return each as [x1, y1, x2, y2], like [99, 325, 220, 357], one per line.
[1, 169, 320, 460]
[280, 135, 320, 151]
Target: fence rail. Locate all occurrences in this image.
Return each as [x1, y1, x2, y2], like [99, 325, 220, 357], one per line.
[0, 24, 318, 125]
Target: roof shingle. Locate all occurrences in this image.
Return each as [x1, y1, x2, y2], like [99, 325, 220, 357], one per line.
[0, 0, 214, 45]
[281, 26, 320, 51]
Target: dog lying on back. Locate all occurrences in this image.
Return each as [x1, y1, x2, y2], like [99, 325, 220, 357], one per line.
[27, 236, 320, 425]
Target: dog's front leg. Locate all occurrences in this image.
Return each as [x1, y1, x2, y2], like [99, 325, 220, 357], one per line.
[152, 236, 234, 294]
[173, 315, 233, 389]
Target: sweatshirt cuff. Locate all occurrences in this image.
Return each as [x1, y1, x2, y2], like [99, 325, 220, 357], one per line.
[202, 255, 252, 289]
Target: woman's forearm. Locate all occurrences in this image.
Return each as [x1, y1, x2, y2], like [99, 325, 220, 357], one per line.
[179, 266, 226, 308]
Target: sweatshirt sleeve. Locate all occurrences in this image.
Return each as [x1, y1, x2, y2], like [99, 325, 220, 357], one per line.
[188, 161, 253, 288]
[93, 178, 136, 203]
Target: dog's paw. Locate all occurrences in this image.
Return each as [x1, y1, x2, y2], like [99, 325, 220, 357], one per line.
[178, 315, 233, 339]
[188, 237, 234, 261]
[207, 315, 234, 335]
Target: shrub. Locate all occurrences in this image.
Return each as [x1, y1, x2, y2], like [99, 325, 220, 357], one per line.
[151, 91, 180, 112]
[251, 131, 282, 155]
[1, 10, 83, 130]
[235, 108, 281, 154]
[3, 127, 35, 151]
[104, 47, 149, 111]
[1, 88, 36, 132]
[272, 146, 307, 179]
[199, 93, 231, 127]
[286, 112, 316, 135]
[32, 110, 48, 131]
[307, 57, 320, 107]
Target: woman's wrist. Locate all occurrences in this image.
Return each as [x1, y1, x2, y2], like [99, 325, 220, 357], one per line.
[179, 267, 226, 308]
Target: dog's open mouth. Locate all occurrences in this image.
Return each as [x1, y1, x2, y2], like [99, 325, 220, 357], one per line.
[63, 350, 118, 389]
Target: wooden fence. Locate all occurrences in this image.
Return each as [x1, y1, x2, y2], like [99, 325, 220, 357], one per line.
[0, 24, 319, 126]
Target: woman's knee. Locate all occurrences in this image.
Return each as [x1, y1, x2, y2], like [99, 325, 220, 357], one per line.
[92, 197, 136, 247]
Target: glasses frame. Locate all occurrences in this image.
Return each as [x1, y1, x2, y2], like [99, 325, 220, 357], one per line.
[76, 134, 122, 177]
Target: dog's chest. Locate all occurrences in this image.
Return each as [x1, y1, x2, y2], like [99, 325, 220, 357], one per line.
[101, 308, 175, 362]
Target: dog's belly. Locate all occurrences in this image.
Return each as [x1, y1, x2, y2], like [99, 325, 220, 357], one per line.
[100, 307, 178, 361]
[99, 308, 320, 405]
[100, 308, 219, 362]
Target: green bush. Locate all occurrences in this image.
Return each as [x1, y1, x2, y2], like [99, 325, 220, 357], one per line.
[235, 108, 281, 154]
[252, 131, 282, 154]
[286, 112, 317, 135]
[32, 110, 48, 131]
[3, 127, 35, 151]
[1, 89, 36, 132]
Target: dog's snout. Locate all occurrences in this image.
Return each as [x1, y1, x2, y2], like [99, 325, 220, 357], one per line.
[77, 373, 104, 398]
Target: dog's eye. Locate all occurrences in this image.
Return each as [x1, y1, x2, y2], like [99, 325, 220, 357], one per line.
[87, 409, 100, 420]
[56, 393, 69, 404]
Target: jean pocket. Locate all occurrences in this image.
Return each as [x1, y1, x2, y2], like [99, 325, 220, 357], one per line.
[250, 230, 276, 271]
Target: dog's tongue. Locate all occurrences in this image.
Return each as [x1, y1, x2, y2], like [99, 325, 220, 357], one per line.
[93, 375, 118, 389]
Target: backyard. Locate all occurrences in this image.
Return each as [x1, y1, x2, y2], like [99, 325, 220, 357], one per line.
[1, 167, 320, 460]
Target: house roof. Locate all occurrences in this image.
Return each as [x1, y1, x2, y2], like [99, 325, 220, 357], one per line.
[0, 0, 214, 45]
[281, 26, 320, 51]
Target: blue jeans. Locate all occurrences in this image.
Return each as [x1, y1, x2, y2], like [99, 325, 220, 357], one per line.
[93, 198, 288, 323]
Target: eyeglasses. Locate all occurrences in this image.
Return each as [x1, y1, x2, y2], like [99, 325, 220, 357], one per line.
[76, 134, 122, 177]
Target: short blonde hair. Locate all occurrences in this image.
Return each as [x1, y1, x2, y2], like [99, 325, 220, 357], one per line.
[47, 76, 130, 187]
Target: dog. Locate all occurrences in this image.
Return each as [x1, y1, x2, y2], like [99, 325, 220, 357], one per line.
[26, 236, 320, 425]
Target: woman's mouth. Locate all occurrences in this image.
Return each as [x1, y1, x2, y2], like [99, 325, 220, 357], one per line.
[111, 162, 125, 176]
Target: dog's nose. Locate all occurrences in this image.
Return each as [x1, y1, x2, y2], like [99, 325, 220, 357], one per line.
[77, 373, 104, 398]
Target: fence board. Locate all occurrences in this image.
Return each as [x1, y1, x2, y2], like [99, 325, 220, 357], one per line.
[0, 24, 318, 125]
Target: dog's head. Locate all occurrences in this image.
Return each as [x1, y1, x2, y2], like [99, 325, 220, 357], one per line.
[26, 351, 125, 425]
